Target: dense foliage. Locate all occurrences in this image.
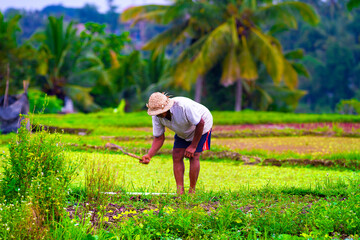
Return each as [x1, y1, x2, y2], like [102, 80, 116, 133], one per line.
[0, 0, 359, 114]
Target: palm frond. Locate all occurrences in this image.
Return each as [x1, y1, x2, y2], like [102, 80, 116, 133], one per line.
[132, 9, 168, 26]
[142, 22, 188, 58]
[291, 62, 310, 78]
[264, 84, 307, 111]
[268, 23, 292, 35]
[194, 19, 235, 75]
[258, 1, 320, 29]
[121, 5, 168, 24]
[221, 48, 241, 87]
[238, 36, 258, 81]
[177, 35, 208, 62]
[173, 58, 198, 90]
[284, 49, 304, 60]
[250, 27, 284, 84]
[282, 59, 298, 90]
[254, 85, 274, 111]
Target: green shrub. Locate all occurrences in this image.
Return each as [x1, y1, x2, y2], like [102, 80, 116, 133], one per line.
[0, 199, 49, 239]
[0, 118, 79, 223]
[28, 89, 63, 114]
[336, 99, 360, 115]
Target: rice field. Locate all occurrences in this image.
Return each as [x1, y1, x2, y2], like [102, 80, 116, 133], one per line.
[69, 151, 359, 193]
[2, 112, 360, 239]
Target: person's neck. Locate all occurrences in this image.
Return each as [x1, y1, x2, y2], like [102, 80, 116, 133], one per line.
[165, 111, 171, 121]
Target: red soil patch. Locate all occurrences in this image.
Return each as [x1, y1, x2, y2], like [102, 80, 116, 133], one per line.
[213, 136, 360, 155]
[213, 123, 360, 133]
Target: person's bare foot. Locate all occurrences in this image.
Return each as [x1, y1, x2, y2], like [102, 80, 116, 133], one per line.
[177, 186, 184, 195]
[188, 188, 196, 194]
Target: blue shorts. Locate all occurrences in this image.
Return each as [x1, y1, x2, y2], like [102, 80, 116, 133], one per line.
[173, 130, 211, 152]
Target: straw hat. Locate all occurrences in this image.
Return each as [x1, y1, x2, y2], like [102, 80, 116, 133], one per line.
[146, 92, 174, 116]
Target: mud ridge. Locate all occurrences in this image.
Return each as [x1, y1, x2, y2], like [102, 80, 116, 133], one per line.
[32, 124, 92, 135]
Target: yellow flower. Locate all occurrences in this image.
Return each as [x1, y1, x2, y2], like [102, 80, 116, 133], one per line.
[235, 219, 242, 223]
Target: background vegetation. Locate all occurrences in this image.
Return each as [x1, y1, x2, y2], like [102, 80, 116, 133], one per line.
[1, 0, 359, 114]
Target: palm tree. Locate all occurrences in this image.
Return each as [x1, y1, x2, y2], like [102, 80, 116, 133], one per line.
[123, 0, 319, 111]
[31, 16, 77, 100]
[178, 0, 319, 111]
[121, 0, 222, 102]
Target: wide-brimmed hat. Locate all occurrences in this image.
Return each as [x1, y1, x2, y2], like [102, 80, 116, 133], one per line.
[146, 92, 174, 116]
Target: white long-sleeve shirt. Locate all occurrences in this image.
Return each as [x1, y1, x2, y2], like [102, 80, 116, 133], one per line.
[152, 97, 213, 141]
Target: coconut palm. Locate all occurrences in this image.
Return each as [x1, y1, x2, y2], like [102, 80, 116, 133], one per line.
[31, 16, 77, 100]
[123, 0, 319, 111]
[121, 0, 222, 102]
[177, 0, 319, 110]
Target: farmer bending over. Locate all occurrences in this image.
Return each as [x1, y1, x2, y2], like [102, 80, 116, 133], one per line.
[141, 92, 213, 194]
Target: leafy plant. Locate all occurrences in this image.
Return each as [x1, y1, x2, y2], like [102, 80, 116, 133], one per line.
[0, 117, 79, 223]
[28, 88, 63, 113]
[336, 99, 360, 115]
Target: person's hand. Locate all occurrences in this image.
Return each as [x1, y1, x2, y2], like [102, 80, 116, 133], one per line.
[140, 154, 151, 164]
[185, 145, 196, 159]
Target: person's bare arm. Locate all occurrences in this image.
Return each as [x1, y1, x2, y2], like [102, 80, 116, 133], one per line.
[185, 118, 205, 159]
[140, 133, 165, 164]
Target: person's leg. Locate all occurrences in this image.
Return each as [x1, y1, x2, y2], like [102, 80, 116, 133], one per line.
[189, 152, 201, 194]
[172, 148, 186, 194]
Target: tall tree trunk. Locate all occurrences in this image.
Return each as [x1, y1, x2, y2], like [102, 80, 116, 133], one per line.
[194, 75, 204, 103]
[140, 21, 146, 45]
[235, 79, 242, 111]
[3, 64, 10, 108]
